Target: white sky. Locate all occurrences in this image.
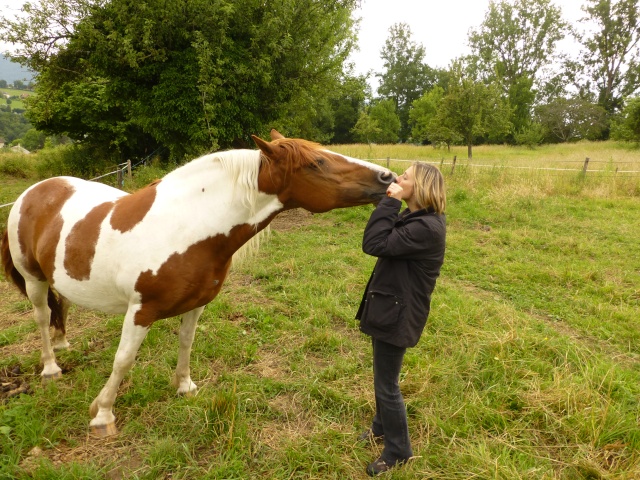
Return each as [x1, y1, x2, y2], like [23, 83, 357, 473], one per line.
[349, 0, 588, 76]
[2, 0, 589, 80]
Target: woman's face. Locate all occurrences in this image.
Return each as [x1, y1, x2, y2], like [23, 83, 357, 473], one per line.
[396, 166, 415, 201]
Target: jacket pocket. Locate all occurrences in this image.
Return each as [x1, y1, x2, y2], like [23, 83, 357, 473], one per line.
[362, 290, 405, 332]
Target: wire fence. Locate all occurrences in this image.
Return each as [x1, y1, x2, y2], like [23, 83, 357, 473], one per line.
[370, 156, 640, 178]
[0, 149, 160, 209]
[2, 151, 639, 210]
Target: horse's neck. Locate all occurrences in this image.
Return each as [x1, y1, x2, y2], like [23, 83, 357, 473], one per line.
[159, 150, 283, 232]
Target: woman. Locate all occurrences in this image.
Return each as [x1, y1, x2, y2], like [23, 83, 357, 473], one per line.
[356, 162, 446, 476]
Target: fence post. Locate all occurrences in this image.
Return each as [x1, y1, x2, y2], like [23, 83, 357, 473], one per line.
[127, 159, 132, 180]
[386, 157, 390, 169]
[451, 156, 457, 175]
[582, 157, 590, 173]
[439, 158, 444, 169]
[117, 168, 123, 188]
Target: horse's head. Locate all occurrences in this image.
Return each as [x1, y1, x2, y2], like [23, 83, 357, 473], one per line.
[252, 130, 396, 213]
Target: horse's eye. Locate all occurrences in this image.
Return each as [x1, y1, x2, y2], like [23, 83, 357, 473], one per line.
[309, 158, 325, 169]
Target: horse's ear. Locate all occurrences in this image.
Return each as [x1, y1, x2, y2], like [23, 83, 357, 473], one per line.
[252, 135, 275, 157]
[270, 129, 285, 140]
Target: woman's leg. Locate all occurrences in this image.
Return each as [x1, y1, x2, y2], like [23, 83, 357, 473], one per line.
[371, 337, 412, 463]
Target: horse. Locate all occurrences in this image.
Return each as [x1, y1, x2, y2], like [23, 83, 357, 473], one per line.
[1, 129, 395, 437]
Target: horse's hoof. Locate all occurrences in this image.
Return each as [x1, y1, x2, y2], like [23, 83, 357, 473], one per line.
[42, 371, 62, 381]
[179, 389, 197, 398]
[90, 423, 118, 438]
[52, 340, 71, 351]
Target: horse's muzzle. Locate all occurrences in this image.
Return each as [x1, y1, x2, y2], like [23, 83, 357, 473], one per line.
[378, 170, 396, 185]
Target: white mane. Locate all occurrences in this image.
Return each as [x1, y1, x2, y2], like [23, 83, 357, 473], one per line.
[181, 148, 271, 266]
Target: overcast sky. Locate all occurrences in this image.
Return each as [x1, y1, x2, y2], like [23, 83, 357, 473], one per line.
[2, 0, 589, 78]
[349, 0, 588, 76]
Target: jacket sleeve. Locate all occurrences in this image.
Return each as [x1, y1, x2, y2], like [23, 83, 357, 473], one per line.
[362, 197, 431, 258]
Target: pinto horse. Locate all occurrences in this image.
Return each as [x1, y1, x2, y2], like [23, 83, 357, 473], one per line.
[1, 130, 395, 437]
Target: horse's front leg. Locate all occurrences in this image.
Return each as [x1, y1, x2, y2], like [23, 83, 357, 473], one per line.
[89, 305, 149, 437]
[171, 306, 205, 396]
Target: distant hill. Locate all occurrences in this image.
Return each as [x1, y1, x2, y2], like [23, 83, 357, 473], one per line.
[0, 55, 33, 84]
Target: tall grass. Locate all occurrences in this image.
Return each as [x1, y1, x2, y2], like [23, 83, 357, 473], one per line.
[0, 141, 639, 478]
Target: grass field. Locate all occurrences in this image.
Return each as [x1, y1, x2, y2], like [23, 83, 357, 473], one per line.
[0, 142, 639, 479]
[0, 87, 31, 111]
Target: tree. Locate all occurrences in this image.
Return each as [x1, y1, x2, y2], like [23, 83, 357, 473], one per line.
[579, 0, 640, 119]
[0, 80, 7, 88]
[351, 99, 400, 144]
[409, 87, 444, 144]
[436, 64, 512, 158]
[369, 99, 401, 144]
[329, 74, 370, 144]
[607, 97, 640, 142]
[351, 111, 381, 144]
[2, 0, 360, 161]
[377, 23, 433, 142]
[409, 86, 462, 149]
[0, 111, 32, 142]
[20, 128, 47, 151]
[535, 97, 608, 142]
[467, 0, 568, 136]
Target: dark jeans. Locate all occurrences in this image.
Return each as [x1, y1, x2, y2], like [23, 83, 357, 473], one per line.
[370, 337, 413, 463]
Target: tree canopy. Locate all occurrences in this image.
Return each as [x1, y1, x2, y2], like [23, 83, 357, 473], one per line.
[2, 0, 359, 160]
[3, 0, 640, 155]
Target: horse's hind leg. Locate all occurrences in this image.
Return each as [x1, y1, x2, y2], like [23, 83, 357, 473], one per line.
[51, 295, 71, 350]
[172, 306, 205, 396]
[89, 306, 149, 437]
[26, 280, 62, 380]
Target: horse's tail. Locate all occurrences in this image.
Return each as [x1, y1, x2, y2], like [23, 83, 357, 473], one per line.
[2, 230, 27, 297]
[2, 230, 65, 333]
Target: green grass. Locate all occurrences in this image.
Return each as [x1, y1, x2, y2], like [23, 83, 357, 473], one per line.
[0, 142, 639, 478]
[0, 87, 31, 110]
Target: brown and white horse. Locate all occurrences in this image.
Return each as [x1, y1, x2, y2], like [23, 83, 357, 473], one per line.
[1, 130, 395, 436]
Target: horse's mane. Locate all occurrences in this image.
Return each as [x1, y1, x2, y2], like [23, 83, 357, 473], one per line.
[270, 138, 338, 170]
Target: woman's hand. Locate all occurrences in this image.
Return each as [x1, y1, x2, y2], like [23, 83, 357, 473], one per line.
[386, 182, 403, 200]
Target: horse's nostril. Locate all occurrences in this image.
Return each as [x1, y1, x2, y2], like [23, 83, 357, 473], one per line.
[378, 171, 396, 184]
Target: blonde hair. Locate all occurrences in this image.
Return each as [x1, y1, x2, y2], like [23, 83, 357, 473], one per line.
[412, 162, 446, 214]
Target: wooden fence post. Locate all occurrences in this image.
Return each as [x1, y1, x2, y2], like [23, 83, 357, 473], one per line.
[386, 157, 390, 169]
[582, 157, 590, 173]
[127, 159, 132, 180]
[117, 168, 123, 188]
[451, 156, 457, 175]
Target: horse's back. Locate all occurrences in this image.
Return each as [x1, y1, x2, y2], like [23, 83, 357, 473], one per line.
[8, 177, 127, 296]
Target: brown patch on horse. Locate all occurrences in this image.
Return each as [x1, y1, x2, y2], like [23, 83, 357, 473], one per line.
[133, 223, 268, 327]
[64, 201, 114, 280]
[110, 180, 161, 233]
[17, 178, 75, 282]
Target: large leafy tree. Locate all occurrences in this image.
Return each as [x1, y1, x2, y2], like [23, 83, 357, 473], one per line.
[611, 96, 640, 141]
[329, 73, 370, 144]
[579, 0, 640, 117]
[409, 86, 462, 149]
[535, 97, 608, 142]
[435, 64, 512, 158]
[376, 22, 434, 142]
[351, 99, 400, 144]
[1, 0, 359, 160]
[467, 0, 567, 136]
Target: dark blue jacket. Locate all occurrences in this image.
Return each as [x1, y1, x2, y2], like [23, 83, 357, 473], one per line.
[356, 197, 446, 348]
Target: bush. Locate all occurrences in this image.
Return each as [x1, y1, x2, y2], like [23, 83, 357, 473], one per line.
[34, 144, 117, 178]
[0, 154, 34, 178]
[514, 122, 546, 148]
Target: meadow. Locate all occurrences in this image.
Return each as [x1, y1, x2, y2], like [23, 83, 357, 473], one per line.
[0, 141, 639, 479]
[0, 87, 30, 111]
